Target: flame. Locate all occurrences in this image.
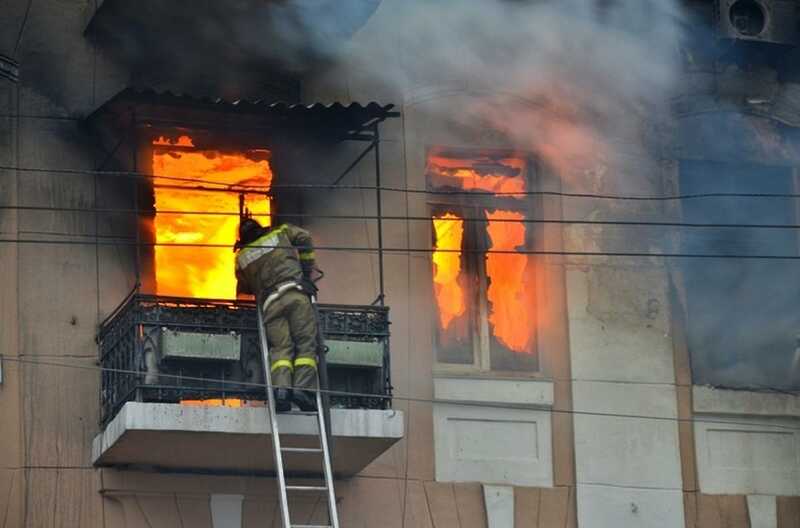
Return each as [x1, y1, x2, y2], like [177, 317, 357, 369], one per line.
[432, 213, 466, 331]
[485, 210, 536, 354]
[427, 154, 526, 194]
[152, 136, 272, 299]
[154, 135, 195, 147]
[428, 153, 536, 356]
[181, 398, 244, 408]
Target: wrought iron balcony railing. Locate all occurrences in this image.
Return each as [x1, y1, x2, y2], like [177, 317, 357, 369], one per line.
[97, 293, 391, 426]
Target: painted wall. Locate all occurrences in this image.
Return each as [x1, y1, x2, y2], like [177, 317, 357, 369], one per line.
[5, 0, 800, 527]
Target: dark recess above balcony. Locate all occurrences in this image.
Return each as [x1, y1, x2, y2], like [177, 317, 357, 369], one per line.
[85, 0, 382, 97]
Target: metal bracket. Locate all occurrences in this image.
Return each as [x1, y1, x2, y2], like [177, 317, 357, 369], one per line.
[331, 139, 376, 186]
[0, 354, 4, 385]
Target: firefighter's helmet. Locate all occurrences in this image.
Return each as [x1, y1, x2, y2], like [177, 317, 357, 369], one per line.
[235, 218, 264, 250]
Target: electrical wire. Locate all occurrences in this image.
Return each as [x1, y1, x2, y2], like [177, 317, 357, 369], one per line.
[5, 204, 800, 231]
[6, 164, 800, 201]
[4, 238, 800, 260]
[2, 130, 798, 412]
[3, 354, 800, 432]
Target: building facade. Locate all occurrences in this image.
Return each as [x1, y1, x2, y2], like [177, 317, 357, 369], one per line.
[3, 0, 800, 527]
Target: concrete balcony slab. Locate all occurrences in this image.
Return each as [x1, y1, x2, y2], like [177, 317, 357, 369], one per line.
[92, 402, 403, 477]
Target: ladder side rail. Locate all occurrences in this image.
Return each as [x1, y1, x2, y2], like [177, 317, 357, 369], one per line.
[310, 296, 334, 453]
[316, 389, 340, 528]
[256, 296, 292, 528]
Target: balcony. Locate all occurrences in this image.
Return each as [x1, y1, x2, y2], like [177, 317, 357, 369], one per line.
[92, 294, 401, 476]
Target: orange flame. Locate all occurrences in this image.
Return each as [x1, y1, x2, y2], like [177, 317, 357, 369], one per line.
[432, 213, 466, 331]
[152, 135, 272, 299]
[485, 210, 536, 354]
[180, 398, 244, 408]
[427, 154, 527, 195]
[154, 135, 195, 147]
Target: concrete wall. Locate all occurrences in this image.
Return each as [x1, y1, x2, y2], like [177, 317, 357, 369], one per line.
[561, 115, 685, 525]
[0, 34, 23, 528]
[0, 0, 465, 525]
[1, 1, 127, 525]
[6, 0, 800, 526]
[303, 2, 577, 523]
[0, 0, 679, 526]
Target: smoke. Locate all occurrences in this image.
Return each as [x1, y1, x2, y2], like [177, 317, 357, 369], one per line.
[91, 0, 686, 188]
[285, 0, 686, 188]
[88, 0, 381, 99]
[90, 1, 800, 390]
[287, 0, 800, 391]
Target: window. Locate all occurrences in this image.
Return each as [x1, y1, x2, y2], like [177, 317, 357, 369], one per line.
[148, 134, 273, 299]
[428, 150, 538, 372]
[680, 160, 800, 390]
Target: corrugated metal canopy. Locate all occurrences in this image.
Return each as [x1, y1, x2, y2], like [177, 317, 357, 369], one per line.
[86, 87, 399, 145]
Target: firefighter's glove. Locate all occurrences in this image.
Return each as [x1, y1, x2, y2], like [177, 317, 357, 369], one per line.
[301, 261, 315, 279]
[300, 278, 319, 296]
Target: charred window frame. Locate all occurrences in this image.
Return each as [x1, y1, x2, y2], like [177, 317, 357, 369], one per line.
[427, 149, 540, 374]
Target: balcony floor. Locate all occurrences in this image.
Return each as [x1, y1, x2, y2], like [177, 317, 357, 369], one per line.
[92, 402, 403, 477]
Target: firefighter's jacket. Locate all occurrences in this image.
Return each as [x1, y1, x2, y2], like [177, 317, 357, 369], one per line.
[235, 223, 315, 297]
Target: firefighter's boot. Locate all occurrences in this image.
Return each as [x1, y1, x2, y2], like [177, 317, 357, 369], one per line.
[292, 389, 317, 412]
[274, 388, 292, 413]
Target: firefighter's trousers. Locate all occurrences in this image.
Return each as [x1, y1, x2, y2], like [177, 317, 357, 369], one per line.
[263, 288, 319, 391]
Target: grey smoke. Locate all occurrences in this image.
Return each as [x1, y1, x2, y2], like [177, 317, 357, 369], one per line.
[293, 0, 800, 391]
[295, 0, 686, 186]
[89, 1, 800, 390]
[87, 0, 381, 99]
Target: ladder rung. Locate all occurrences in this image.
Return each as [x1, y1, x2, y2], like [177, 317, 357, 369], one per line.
[286, 485, 328, 492]
[287, 411, 319, 416]
[281, 447, 323, 454]
[292, 525, 332, 528]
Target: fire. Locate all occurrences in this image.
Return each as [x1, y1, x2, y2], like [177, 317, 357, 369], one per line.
[427, 154, 527, 195]
[429, 152, 536, 356]
[180, 399, 267, 407]
[181, 398, 244, 408]
[153, 135, 194, 147]
[485, 210, 536, 354]
[152, 135, 272, 299]
[432, 213, 466, 331]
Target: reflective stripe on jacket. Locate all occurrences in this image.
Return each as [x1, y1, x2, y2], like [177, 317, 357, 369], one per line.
[235, 223, 315, 295]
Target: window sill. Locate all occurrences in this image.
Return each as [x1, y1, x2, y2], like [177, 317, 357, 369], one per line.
[433, 375, 554, 408]
[433, 366, 548, 381]
[693, 385, 800, 418]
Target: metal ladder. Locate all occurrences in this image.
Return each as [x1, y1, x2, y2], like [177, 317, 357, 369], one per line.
[256, 296, 340, 528]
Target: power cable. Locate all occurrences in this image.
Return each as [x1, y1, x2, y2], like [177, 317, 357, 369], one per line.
[4, 355, 800, 432]
[4, 204, 800, 231]
[3, 238, 800, 260]
[6, 164, 800, 201]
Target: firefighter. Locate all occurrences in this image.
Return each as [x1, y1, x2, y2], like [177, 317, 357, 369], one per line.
[234, 218, 320, 412]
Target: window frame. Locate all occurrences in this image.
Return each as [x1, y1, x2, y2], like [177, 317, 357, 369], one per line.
[426, 148, 543, 376]
[673, 159, 800, 390]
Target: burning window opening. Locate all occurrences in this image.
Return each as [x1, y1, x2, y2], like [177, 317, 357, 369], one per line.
[151, 135, 273, 299]
[180, 398, 244, 408]
[432, 213, 468, 342]
[179, 398, 266, 408]
[485, 209, 536, 356]
[429, 153, 537, 368]
[427, 153, 527, 195]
